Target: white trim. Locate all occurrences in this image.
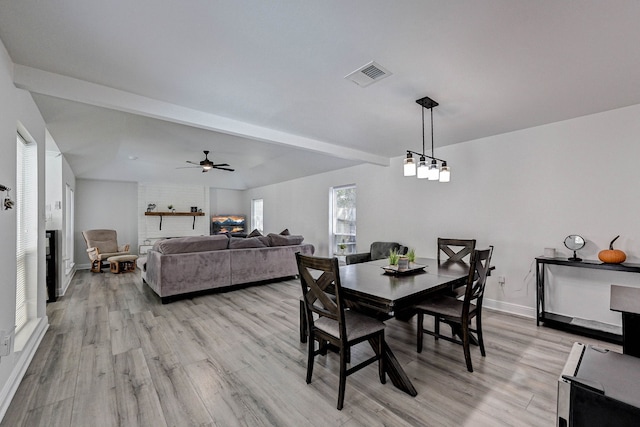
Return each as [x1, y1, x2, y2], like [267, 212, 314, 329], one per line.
[0, 317, 48, 421]
[483, 298, 535, 319]
[76, 263, 91, 271]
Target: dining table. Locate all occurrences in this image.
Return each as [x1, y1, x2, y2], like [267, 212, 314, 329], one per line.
[337, 257, 471, 396]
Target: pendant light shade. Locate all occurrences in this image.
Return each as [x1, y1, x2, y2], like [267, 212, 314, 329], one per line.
[439, 162, 450, 182]
[403, 152, 416, 176]
[427, 159, 439, 180]
[403, 96, 450, 183]
[417, 156, 428, 179]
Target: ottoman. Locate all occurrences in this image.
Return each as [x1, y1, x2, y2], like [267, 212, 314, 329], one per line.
[108, 254, 139, 274]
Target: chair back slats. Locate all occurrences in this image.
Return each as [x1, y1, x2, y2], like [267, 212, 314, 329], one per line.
[300, 268, 338, 319]
[438, 238, 476, 263]
[296, 253, 347, 339]
[463, 246, 494, 310]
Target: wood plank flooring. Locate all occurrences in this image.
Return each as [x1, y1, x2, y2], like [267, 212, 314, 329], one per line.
[1, 270, 619, 426]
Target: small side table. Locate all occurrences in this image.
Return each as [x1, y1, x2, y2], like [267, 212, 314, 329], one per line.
[108, 255, 139, 274]
[610, 284, 640, 357]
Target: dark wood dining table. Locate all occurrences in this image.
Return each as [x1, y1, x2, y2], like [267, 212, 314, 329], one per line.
[337, 257, 470, 396]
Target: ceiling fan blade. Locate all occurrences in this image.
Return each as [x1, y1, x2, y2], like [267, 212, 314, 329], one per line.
[176, 166, 200, 169]
[186, 160, 200, 165]
[214, 166, 235, 172]
[212, 163, 230, 167]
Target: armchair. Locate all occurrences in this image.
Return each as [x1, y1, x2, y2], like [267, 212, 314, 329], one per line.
[82, 229, 130, 272]
[345, 241, 407, 265]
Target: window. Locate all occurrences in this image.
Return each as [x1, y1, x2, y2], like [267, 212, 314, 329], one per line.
[330, 185, 356, 255]
[64, 183, 74, 274]
[16, 133, 37, 332]
[251, 198, 263, 233]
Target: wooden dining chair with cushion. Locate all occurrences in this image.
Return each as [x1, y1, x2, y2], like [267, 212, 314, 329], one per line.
[438, 238, 476, 263]
[416, 246, 493, 372]
[296, 252, 386, 410]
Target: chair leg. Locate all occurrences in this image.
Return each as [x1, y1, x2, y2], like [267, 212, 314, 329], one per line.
[299, 300, 307, 343]
[462, 320, 473, 372]
[337, 346, 347, 410]
[306, 332, 315, 384]
[434, 316, 440, 340]
[416, 312, 424, 353]
[377, 335, 386, 384]
[476, 312, 486, 357]
[90, 260, 102, 273]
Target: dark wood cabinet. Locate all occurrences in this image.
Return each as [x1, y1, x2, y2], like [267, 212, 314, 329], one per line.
[46, 230, 57, 303]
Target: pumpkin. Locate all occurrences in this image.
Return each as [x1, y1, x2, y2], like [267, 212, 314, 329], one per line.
[598, 235, 627, 264]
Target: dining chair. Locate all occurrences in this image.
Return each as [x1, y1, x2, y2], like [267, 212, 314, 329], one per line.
[296, 252, 386, 410]
[416, 246, 494, 372]
[437, 238, 476, 263]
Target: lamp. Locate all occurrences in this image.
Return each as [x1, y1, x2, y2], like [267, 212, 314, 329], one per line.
[403, 152, 416, 176]
[403, 96, 450, 182]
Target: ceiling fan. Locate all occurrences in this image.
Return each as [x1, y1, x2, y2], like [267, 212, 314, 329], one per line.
[180, 150, 234, 173]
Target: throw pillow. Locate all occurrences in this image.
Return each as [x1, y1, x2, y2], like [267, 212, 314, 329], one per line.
[229, 236, 268, 249]
[268, 233, 304, 247]
[248, 228, 263, 238]
[280, 228, 290, 236]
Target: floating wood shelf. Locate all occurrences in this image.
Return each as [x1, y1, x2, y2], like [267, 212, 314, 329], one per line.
[144, 211, 205, 230]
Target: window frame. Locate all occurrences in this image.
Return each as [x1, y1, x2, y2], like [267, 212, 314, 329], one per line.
[330, 184, 356, 255]
[251, 198, 263, 233]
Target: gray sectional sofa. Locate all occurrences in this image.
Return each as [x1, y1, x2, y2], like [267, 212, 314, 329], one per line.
[139, 233, 314, 302]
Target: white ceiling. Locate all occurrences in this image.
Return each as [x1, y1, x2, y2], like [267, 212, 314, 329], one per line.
[2, 1, 640, 189]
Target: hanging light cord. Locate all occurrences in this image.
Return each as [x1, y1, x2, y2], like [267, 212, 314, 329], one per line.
[407, 99, 445, 162]
[430, 108, 434, 157]
[421, 106, 426, 156]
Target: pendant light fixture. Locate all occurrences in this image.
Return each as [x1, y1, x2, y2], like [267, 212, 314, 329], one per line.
[403, 96, 450, 182]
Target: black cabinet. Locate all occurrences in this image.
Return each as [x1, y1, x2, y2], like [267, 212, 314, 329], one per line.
[46, 230, 57, 303]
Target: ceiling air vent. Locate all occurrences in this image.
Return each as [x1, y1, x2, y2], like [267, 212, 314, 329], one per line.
[344, 61, 392, 87]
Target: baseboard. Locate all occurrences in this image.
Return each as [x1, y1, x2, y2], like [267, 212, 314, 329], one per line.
[59, 265, 77, 296]
[483, 298, 535, 319]
[0, 317, 49, 421]
[77, 263, 91, 270]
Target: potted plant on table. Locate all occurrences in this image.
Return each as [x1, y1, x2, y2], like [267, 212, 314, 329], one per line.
[407, 248, 416, 265]
[388, 248, 399, 266]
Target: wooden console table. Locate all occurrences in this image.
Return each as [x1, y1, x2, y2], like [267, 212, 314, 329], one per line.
[144, 211, 204, 230]
[536, 256, 640, 343]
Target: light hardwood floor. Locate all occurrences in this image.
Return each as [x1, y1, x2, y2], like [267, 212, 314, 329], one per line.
[1, 270, 619, 427]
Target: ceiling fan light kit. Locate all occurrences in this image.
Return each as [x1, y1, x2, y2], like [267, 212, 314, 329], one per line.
[181, 150, 235, 173]
[403, 96, 450, 182]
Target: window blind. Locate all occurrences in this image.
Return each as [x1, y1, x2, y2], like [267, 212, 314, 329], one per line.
[16, 133, 37, 332]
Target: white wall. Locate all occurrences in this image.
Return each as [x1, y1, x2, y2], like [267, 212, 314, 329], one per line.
[139, 183, 210, 244]
[0, 39, 49, 420]
[244, 103, 640, 325]
[75, 179, 138, 267]
[45, 151, 62, 230]
[59, 155, 75, 293]
[210, 188, 245, 217]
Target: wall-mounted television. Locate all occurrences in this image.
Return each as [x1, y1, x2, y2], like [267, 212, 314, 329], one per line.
[211, 215, 246, 235]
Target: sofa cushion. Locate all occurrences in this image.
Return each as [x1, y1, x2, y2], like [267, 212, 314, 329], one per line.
[155, 235, 229, 254]
[268, 233, 304, 247]
[229, 236, 269, 249]
[247, 228, 263, 238]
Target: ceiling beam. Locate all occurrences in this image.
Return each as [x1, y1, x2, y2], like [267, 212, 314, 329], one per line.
[13, 65, 389, 166]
